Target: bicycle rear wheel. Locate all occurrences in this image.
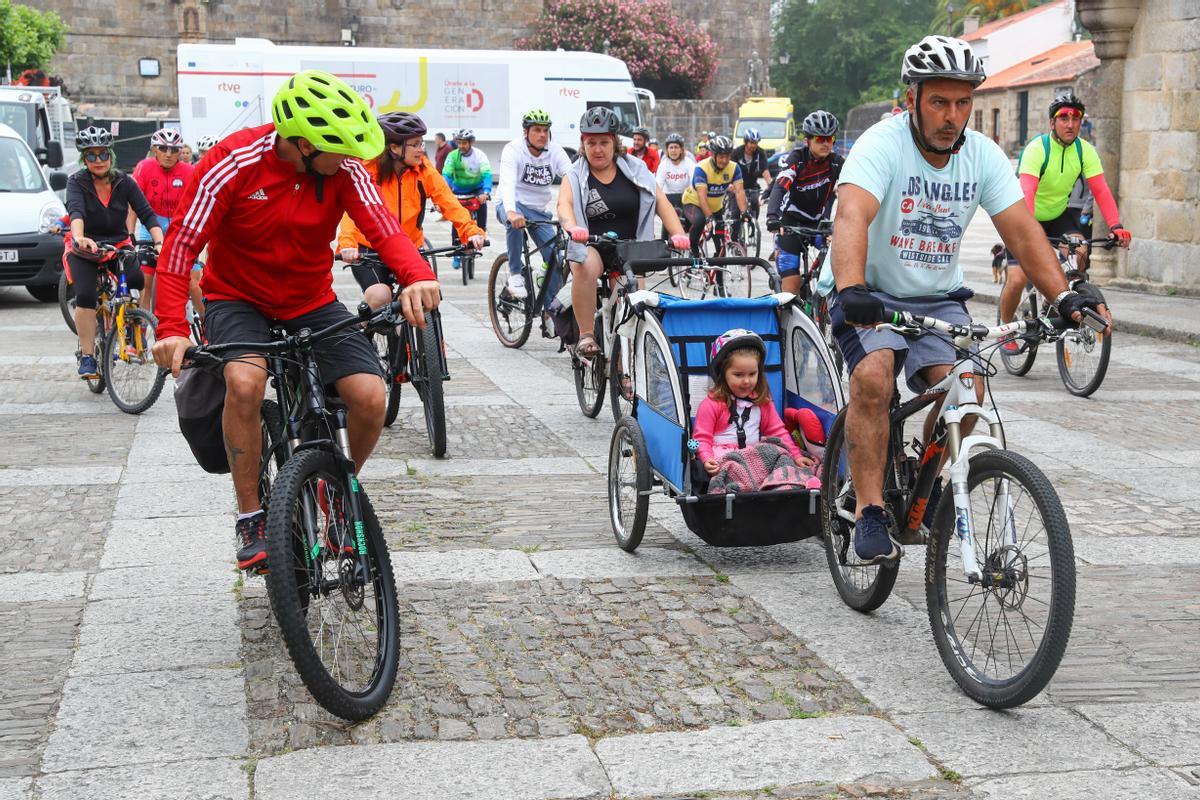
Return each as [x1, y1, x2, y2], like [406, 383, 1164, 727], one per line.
[487, 255, 533, 348]
[103, 307, 166, 414]
[999, 292, 1039, 376]
[413, 314, 447, 458]
[716, 242, 751, 297]
[264, 449, 400, 721]
[926, 449, 1074, 708]
[374, 330, 402, 428]
[820, 411, 899, 612]
[59, 270, 77, 334]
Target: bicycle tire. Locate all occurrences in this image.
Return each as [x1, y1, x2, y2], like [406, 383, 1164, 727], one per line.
[102, 308, 166, 414]
[413, 315, 447, 458]
[259, 399, 286, 507]
[743, 218, 761, 258]
[716, 242, 751, 297]
[59, 270, 77, 334]
[264, 449, 400, 721]
[820, 411, 899, 612]
[926, 448, 1074, 708]
[1056, 285, 1111, 397]
[609, 417, 650, 551]
[608, 336, 634, 423]
[487, 255, 533, 349]
[460, 253, 469, 286]
[574, 350, 606, 418]
[999, 293, 1039, 376]
[377, 330, 402, 428]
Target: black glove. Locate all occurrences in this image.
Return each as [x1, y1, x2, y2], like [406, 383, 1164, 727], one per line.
[766, 216, 781, 232]
[1056, 290, 1103, 328]
[839, 284, 886, 326]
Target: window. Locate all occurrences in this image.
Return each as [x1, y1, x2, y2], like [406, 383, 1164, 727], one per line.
[644, 334, 677, 422]
[791, 328, 837, 413]
[735, 119, 788, 139]
[974, 110, 983, 131]
[992, 108, 1000, 140]
[0, 137, 47, 192]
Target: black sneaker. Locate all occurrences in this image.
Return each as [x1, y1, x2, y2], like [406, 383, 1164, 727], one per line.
[235, 512, 268, 573]
[854, 505, 901, 564]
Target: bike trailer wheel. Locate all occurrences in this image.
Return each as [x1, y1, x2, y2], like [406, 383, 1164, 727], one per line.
[608, 417, 650, 551]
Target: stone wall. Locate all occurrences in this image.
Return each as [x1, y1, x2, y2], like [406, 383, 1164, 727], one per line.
[40, 0, 769, 117]
[1113, 0, 1199, 289]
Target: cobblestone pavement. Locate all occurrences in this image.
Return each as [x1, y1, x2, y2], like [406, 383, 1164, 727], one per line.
[3, 215, 1200, 799]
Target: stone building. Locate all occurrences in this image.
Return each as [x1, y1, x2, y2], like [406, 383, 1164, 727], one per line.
[1077, 0, 1198, 291]
[38, 0, 768, 118]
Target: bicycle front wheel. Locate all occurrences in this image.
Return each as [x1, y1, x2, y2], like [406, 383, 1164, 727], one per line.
[487, 255, 533, 348]
[820, 411, 899, 612]
[59, 270, 77, 334]
[609, 335, 634, 422]
[264, 449, 400, 721]
[413, 315, 447, 458]
[103, 307, 166, 414]
[999, 292, 1039, 377]
[926, 449, 1074, 708]
[375, 330, 402, 428]
[743, 218, 761, 258]
[1056, 288, 1111, 397]
[716, 242, 752, 297]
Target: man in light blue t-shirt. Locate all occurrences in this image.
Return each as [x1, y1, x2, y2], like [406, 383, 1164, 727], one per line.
[826, 35, 1107, 565]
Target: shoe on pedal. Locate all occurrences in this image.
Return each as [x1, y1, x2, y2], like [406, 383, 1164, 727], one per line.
[854, 505, 901, 564]
[317, 479, 354, 554]
[1000, 333, 1023, 354]
[506, 273, 528, 299]
[235, 511, 268, 573]
[77, 354, 98, 378]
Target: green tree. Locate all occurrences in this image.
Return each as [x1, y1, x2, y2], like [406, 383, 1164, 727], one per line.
[931, 0, 1050, 37]
[773, 0, 938, 127]
[0, 0, 68, 81]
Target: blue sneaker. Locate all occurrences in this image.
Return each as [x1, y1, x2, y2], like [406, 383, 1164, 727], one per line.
[854, 505, 900, 564]
[452, 256, 461, 270]
[77, 354, 98, 378]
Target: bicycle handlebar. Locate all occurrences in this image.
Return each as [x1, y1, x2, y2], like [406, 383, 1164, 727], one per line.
[625, 256, 782, 294]
[878, 306, 1106, 343]
[779, 224, 832, 239]
[1048, 235, 1117, 251]
[420, 242, 489, 257]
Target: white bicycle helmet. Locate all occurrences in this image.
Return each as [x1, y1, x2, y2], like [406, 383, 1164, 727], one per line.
[455, 128, 476, 142]
[901, 35, 986, 86]
[197, 134, 219, 152]
[801, 111, 840, 138]
[151, 127, 185, 148]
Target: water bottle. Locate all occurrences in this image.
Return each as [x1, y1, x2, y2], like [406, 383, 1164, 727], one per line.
[535, 261, 549, 289]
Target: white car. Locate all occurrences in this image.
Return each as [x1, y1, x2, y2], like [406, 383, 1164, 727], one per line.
[0, 122, 67, 302]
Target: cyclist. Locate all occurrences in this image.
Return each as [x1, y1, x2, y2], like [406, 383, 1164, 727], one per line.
[680, 135, 747, 257]
[999, 91, 1126, 337]
[441, 129, 492, 255]
[557, 107, 690, 357]
[730, 128, 770, 244]
[151, 70, 439, 574]
[132, 127, 199, 314]
[655, 132, 695, 238]
[828, 36, 1106, 564]
[65, 126, 164, 379]
[628, 126, 660, 173]
[196, 134, 219, 162]
[766, 110, 844, 294]
[338, 111, 486, 307]
[694, 130, 714, 158]
[496, 108, 572, 300]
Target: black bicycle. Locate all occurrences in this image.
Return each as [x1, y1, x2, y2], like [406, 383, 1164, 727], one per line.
[355, 249, 452, 457]
[778, 221, 839, 373]
[727, 187, 762, 258]
[488, 220, 569, 349]
[184, 300, 406, 721]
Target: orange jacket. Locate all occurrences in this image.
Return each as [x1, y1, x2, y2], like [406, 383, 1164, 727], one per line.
[338, 155, 484, 251]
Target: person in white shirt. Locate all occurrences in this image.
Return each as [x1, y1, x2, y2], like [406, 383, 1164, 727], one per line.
[496, 108, 573, 300]
[655, 133, 695, 238]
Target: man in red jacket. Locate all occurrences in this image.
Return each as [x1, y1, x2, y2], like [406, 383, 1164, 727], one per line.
[152, 70, 440, 572]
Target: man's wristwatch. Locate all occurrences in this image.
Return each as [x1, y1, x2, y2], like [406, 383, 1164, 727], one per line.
[1051, 290, 1076, 313]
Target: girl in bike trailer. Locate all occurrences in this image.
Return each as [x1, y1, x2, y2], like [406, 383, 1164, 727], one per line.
[132, 127, 204, 319]
[557, 106, 690, 358]
[338, 112, 486, 309]
[655, 133, 695, 239]
[65, 126, 163, 379]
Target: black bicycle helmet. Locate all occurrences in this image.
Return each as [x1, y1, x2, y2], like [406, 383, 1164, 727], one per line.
[665, 132, 685, 146]
[708, 135, 733, 155]
[580, 106, 620, 135]
[76, 126, 112, 150]
[1049, 91, 1086, 118]
[377, 111, 427, 142]
[801, 110, 840, 138]
[632, 126, 650, 139]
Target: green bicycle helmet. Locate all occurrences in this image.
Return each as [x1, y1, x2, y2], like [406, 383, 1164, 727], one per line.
[522, 108, 552, 128]
[271, 70, 384, 160]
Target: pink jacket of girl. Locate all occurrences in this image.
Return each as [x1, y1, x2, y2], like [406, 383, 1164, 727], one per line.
[692, 396, 805, 464]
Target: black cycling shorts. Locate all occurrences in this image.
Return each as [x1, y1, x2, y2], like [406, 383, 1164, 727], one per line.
[350, 261, 393, 293]
[1039, 208, 1083, 240]
[204, 299, 382, 386]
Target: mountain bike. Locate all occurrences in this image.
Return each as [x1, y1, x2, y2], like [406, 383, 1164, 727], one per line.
[820, 308, 1101, 708]
[999, 235, 1114, 397]
[727, 188, 762, 258]
[355, 249, 452, 457]
[488, 220, 569, 349]
[80, 243, 167, 414]
[183, 300, 404, 721]
[449, 194, 484, 285]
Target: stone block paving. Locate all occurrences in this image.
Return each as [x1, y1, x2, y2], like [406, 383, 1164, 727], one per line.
[3, 413, 134, 468]
[373, 402, 578, 462]
[238, 576, 872, 757]
[0, 485, 114, 574]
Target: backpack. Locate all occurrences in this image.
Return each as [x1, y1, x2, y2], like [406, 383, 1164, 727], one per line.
[1025, 133, 1083, 180]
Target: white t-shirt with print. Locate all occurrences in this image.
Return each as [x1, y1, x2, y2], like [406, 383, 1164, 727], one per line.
[823, 111, 1023, 298]
[656, 155, 696, 195]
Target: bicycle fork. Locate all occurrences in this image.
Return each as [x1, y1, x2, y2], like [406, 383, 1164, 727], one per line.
[943, 417, 1013, 583]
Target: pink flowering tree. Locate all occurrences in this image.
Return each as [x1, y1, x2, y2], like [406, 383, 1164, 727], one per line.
[519, 0, 720, 98]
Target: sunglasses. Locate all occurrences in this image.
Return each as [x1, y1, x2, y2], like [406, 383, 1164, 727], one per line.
[1054, 110, 1083, 121]
[84, 151, 112, 163]
[156, 145, 182, 153]
[809, 135, 836, 144]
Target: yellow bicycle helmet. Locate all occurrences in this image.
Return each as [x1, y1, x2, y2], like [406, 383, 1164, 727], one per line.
[271, 70, 384, 160]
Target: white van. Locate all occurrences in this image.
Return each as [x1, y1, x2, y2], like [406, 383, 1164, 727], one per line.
[0, 123, 67, 301]
[177, 39, 655, 165]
